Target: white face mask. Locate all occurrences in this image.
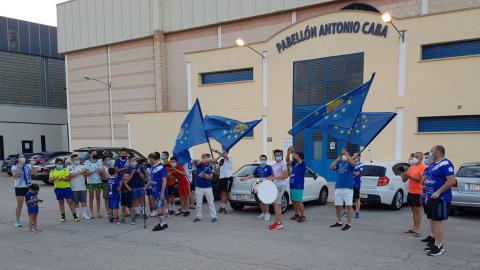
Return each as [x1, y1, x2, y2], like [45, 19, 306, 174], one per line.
[341, 155, 347, 161]
[423, 158, 429, 165]
[411, 157, 419, 164]
[19, 158, 26, 164]
[74, 160, 81, 165]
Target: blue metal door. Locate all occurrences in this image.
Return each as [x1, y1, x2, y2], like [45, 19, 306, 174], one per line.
[292, 53, 364, 182]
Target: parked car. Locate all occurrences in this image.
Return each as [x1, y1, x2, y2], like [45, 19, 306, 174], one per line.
[451, 162, 480, 214]
[229, 163, 329, 213]
[29, 151, 71, 165]
[74, 147, 147, 165]
[32, 155, 71, 184]
[2, 153, 40, 176]
[2, 154, 17, 172]
[359, 161, 410, 210]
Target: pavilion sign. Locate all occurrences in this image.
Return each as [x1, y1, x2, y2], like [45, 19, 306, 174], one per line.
[275, 21, 388, 54]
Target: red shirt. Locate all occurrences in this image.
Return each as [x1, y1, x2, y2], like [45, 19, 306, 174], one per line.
[171, 166, 189, 187]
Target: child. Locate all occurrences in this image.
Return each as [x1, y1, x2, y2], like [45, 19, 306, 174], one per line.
[25, 184, 43, 232]
[169, 157, 191, 217]
[120, 173, 133, 224]
[107, 168, 122, 225]
[49, 158, 78, 222]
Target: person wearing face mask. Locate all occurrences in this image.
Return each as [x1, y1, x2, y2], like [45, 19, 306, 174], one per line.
[100, 155, 113, 217]
[11, 154, 38, 227]
[352, 153, 364, 219]
[420, 152, 434, 246]
[114, 150, 129, 179]
[286, 147, 307, 223]
[330, 148, 356, 231]
[193, 153, 218, 223]
[423, 145, 455, 256]
[169, 156, 191, 216]
[241, 154, 274, 220]
[214, 148, 234, 215]
[68, 154, 90, 220]
[49, 158, 78, 222]
[84, 149, 104, 218]
[401, 152, 426, 237]
[161, 151, 176, 215]
[268, 149, 289, 231]
[126, 156, 146, 224]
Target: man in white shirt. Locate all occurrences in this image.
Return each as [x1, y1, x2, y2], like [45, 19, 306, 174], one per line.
[215, 148, 233, 214]
[68, 154, 90, 220]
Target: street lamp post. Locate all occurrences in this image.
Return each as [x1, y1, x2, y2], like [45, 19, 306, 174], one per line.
[235, 38, 266, 59]
[83, 75, 115, 147]
[381, 12, 406, 42]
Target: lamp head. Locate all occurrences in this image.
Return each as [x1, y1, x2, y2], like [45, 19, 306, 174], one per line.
[381, 12, 392, 23]
[235, 38, 245, 47]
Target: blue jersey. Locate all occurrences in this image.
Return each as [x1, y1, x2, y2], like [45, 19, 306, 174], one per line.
[114, 158, 129, 178]
[289, 160, 306, 190]
[127, 165, 145, 188]
[425, 158, 454, 202]
[253, 165, 273, 178]
[150, 162, 167, 196]
[108, 176, 122, 198]
[195, 164, 213, 188]
[335, 161, 355, 189]
[25, 192, 39, 214]
[353, 163, 364, 190]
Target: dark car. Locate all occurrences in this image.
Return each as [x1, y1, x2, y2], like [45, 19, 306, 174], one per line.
[32, 155, 70, 184]
[2, 153, 40, 176]
[74, 147, 147, 165]
[29, 151, 71, 165]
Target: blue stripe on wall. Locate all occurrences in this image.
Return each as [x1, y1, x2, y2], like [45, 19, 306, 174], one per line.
[422, 39, 480, 60]
[201, 68, 253, 85]
[418, 115, 480, 132]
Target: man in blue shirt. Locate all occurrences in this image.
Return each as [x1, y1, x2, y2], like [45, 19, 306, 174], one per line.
[423, 145, 455, 256]
[330, 148, 356, 231]
[286, 147, 307, 223]
[193, 153, 218, 223]
[352, 153, 364, 219]
[148, 152, 168, 231]
[126, 156, 146, 223]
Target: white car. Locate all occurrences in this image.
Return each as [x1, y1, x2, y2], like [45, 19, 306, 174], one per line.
[359, 161, 410, 210]
[229, 163, 329, 213]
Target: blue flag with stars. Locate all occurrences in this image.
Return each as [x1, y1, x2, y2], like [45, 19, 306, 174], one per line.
[203, 115, 262, 151]
[288, 73, 375, 136]
[172, 99, 209, 164]
[322, 112, 396, 148]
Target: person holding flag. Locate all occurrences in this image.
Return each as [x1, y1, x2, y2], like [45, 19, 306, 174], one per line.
[193, 153, 218, 223]
[214, 148, 233, 215]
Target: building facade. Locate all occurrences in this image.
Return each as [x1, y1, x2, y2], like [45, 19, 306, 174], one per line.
[0, 16, 67, 160]
[57, 0, 480, 179]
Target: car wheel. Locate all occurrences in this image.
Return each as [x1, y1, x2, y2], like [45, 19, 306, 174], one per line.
[281, 192, 289, 214]
[317, 187, 328, 205]
[230, 202, 245, 211]
[390, 190, 403, 210]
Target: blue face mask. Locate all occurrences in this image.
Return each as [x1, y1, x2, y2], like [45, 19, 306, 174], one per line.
[56, 164, 64, 170]
[275, 156, 282, 162]
[160, 155, 167, 161]
[260, 160, 267, 166]
[130, 162, 138, 167]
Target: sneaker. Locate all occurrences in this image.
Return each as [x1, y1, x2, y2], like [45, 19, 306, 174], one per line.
[269, 222, 283, 231]
[211, 218, 218, 223]
[342, 211, 347, 217]
[330, 222, 343, 228]
[130, 218, 136, 225]
[427, 245, 444, 256]
[264, 213, 271, 221]
[297, 216, 306, 223]
[223, 208, 228, 215]
[14, 221, 22, 228]
[109, 217, 114, 223]
[143, 214, 149, 220]
[82, 213, 91, 220]
[113, 219, 120, 225]
[183, 211, 191, 217]
[149, 210, 158, 217]
[341, 224, 352, 231]
[120, 218, 125, 224]
[217, 208, 224, 214]
[168, 210, 175, 215]
[73, 217, 80, 222]
[355, 212, 360, 219]
[106, 213, 111, 218]
[290, 215, 300, 221]
[422, 235, 434, 243]
[60, 217, 66, 223]
[257, 213, 265, 220]
[193, 218, 201, 222]
[424, 243, 444, 251]
[163, 223, 168, 229]
[152, 224, 165, 231]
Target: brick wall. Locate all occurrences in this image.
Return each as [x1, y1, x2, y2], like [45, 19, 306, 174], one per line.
[429, 0, 480, 13]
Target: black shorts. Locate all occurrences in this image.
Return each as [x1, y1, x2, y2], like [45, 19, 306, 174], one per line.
[423, 199, 429, 215]
[15, 187, 29, 197]
[121, 192, 132, 208]
[353, 189, 360, 200]
[407, 193, 422, 207]
[167, 185, 176, 196]
[219, 177, 233, 192]
[426, 199, 451, 221]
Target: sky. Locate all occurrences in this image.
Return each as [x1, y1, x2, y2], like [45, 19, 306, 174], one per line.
[0, 0, 65, 26]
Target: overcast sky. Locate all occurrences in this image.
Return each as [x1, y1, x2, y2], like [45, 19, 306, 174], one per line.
[0, 0, 65, 26]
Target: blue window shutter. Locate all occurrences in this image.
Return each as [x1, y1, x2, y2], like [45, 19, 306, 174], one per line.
[418, 115, 480, 132]
[201, 68, 253, 85]
[422, 39, 480, 60]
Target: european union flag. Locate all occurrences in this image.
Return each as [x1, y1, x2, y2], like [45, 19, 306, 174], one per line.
[172, 99, 209, 164]
[323, 112, 396, 148]
[203, 115, 262, 151]
[289, 73, 375, 136]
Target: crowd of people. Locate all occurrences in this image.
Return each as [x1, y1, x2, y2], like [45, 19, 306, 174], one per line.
[9, 144, 455, 256]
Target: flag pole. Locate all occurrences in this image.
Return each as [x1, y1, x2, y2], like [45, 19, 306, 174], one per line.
[197, 100, 215, 160]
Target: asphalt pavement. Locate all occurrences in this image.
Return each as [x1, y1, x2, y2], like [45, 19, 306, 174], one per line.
[0, 174, 479, 270]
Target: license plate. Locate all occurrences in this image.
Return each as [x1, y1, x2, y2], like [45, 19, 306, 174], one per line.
[360, 193, 368, 199]
[236, 194, 252, 200]
[469, 184, 480, 191]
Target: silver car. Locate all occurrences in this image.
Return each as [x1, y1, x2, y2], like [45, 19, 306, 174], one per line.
[451, 162, 480, 213]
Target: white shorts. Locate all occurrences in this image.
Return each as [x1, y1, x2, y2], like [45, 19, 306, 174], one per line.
[335, 188, 353, 206]
[274, 185, 288, 205]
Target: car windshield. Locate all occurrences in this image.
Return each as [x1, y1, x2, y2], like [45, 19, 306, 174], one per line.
[456, 165, 480, 178]
[234, 165, 258, 177]
[363, 165, 387, 177]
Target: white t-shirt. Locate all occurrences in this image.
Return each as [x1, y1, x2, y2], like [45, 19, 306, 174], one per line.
[11, 164, 33, 188]
[68, 164, 86, 191]
[272, 161, 289, 187]
[219, 155, 233, 178]
[84, 160, 103, 184]
[102, 165, 112, 181]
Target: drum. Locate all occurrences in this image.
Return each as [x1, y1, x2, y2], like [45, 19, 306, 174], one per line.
[252, 179, 278, 204]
